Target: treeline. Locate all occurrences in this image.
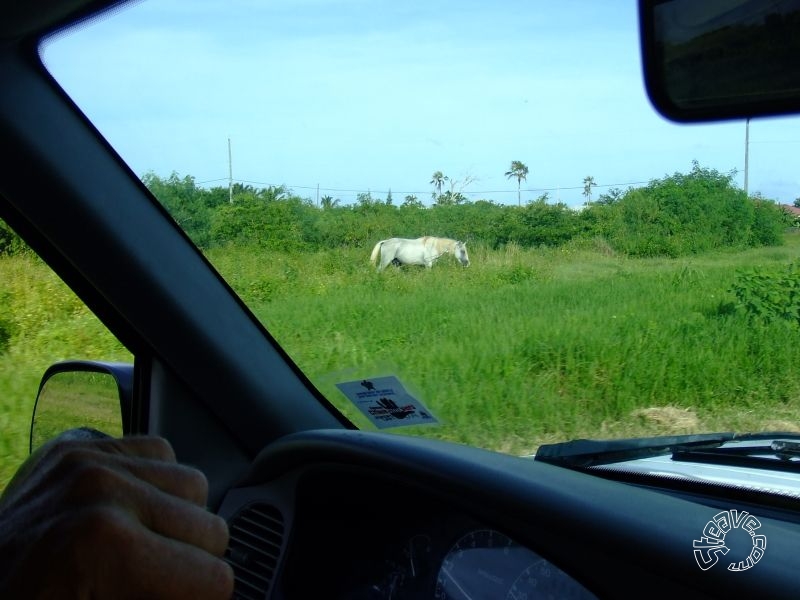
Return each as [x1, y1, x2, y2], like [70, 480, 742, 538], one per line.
[0, 163, 791, 259]
[147, 162, 790, 258]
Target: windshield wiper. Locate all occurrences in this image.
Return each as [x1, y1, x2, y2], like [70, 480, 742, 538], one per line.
[672, 439, 800, 473]
[535, 432, 800, 470]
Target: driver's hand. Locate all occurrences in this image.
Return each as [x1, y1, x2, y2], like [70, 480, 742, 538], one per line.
[0, 434, 234, 599]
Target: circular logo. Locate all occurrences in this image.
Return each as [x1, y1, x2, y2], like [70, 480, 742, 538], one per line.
[693, 510, 766, 571]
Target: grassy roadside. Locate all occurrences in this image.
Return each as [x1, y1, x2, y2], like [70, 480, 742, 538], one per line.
[2, 234, 799, 490]
[210, 234, 800, 453]
[0, 253, 131, 488]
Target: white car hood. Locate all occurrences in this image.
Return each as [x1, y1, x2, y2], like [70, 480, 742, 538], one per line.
[586, 439, 800, 498]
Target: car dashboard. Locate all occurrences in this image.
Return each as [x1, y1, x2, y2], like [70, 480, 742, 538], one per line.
[216, 429, 800, 599]
[270, 470, 591, 599]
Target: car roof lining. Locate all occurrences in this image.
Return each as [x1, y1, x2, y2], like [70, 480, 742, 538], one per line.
[0, 0, 126, 41]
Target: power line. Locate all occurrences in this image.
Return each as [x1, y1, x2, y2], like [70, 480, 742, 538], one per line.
[204, 178, 652, 198]
[749, 139, 800, 144]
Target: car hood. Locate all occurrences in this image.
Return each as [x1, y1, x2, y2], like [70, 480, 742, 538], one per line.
[587, 440, 800, 499]
[534, 433, 800, 499]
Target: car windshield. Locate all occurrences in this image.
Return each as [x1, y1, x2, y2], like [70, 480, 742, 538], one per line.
[37, 0, 800, 456]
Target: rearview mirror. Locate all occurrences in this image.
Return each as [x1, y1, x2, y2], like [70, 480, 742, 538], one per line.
[639, 0, 800, 122]
[30, 361, 133, 453]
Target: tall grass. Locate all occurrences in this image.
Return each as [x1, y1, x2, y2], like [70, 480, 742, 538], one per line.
[208, 234, 800, 454]
[0, 254, 130, 487]
[2, 235, 800, 491]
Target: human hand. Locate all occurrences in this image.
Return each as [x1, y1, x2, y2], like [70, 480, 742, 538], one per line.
[0, 434, 233, 599]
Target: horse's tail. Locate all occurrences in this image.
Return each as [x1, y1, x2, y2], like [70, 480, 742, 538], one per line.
[370, 240, 384, 264]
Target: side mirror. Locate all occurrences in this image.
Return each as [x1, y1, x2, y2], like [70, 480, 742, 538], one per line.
[30, 360, 133, 453]
[639, 0, 800, 122]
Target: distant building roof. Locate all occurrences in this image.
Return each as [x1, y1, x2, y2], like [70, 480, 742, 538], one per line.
[781, 204, 800, 216]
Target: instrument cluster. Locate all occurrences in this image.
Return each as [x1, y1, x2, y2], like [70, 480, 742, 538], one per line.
[279, 470, 596, 599]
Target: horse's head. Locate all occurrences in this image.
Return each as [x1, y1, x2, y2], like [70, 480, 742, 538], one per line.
[454, 241, 470, 267]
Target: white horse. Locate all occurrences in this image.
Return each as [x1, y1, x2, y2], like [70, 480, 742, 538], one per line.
[370, 236, 470, 271]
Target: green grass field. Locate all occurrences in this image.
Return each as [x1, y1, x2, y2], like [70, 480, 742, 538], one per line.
[2, 234, 800, 489]
[0, 254, 131, 489]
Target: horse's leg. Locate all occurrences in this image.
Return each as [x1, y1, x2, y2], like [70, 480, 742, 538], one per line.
[379, 250, 393, 271]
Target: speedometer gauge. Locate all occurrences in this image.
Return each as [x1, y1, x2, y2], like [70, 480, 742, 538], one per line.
[507, 558, 597, 600]
[434, 529, 596, 600]
[434, 529, 523, 599]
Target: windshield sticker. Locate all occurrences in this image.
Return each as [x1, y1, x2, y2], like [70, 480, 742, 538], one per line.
[693, 510, 766, 572]
[336, 376, 439, 429]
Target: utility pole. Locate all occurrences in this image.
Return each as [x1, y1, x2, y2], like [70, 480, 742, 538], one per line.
[228, 137, 233, 204]
[744, 118, 750, 197]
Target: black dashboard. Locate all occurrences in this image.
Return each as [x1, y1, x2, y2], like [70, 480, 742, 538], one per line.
[217, 430, 800, 599]
[281, 470, 594, 599]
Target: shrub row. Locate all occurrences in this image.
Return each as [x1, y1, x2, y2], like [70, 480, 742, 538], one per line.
[1, 163, 790, 260]
[146, 163, 790, 258]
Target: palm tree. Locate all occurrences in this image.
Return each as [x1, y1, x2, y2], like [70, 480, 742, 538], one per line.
[505, 161, 529, 206]
[582, 175, 596, 202]
[320, 195, 339, 209]
[430, 171, 448, 200]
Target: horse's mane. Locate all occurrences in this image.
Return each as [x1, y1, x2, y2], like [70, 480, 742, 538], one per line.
[427, 236, 457, 253]
[419, 235, 458, 254]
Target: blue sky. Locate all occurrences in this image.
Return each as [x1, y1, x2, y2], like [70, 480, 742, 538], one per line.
[42, 0, 800, 207]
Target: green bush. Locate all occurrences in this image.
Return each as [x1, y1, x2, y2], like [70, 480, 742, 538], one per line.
[0, 219, 27, 256]
[143, 172, 214, 248]
[591, 162, 785, 257]
[750, 199, 788, 246]
[144, 164, 787, 258]
[731, 262, 800, 325]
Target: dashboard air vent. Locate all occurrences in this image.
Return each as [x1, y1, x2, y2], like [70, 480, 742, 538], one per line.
[225, 502, 285, 600]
